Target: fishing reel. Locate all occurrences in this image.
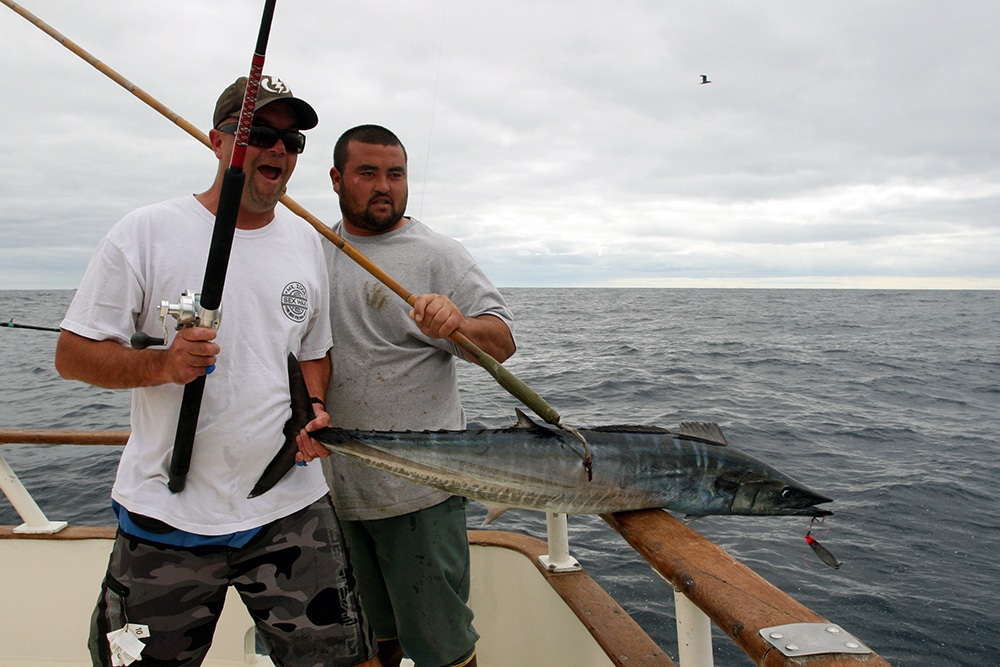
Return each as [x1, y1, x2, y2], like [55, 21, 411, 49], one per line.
[130, 290, 222, 350]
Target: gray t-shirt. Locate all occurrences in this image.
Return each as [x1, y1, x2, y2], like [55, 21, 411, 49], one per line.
[323, 218, 514, 520]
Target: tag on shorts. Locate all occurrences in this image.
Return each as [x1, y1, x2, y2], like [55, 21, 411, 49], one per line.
[107, 623, 150, 665]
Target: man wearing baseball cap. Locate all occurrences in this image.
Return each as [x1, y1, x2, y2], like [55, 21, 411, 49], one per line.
[56, 75, 379, 667]
[213, 74, 319, 130]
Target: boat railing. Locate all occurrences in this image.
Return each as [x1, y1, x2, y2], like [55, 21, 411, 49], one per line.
[1, 429, 891, 667]
[0, 428, 128, 533]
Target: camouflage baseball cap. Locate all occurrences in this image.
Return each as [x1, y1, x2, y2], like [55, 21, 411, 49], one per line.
[213, 75, 318, 130]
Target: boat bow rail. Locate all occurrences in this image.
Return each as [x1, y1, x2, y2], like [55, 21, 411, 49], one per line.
[602, 510, 891, 667]
[2, 428, 891, 666]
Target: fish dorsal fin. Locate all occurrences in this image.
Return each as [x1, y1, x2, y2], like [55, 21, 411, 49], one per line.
[677, 422, 728, 446]
[511, 409, 577, 441]
[514, 408, 538, 429]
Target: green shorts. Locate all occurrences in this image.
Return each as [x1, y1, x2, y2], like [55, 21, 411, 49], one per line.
[340, 496, 478, 667]
[89, 497, 376, 667]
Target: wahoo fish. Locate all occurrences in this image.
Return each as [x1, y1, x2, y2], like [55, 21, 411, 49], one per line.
[307, 412, 832, 521]
[251, 355, 832, 520]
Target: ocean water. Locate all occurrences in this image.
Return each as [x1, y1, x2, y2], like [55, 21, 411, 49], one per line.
[1, 288, 998, 666]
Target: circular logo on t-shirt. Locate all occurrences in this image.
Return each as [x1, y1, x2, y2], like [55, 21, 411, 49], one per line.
[281, 282, 309, 322]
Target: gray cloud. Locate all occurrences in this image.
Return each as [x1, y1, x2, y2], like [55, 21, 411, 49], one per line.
[2, 0, 998, 289]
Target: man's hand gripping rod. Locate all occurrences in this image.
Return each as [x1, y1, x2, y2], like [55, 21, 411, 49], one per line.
[130, 292, 221, 367]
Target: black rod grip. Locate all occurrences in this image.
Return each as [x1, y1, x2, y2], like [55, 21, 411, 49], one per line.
[168, 374, 206, 492]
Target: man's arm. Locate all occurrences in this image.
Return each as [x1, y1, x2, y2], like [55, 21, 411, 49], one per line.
[410, 294, 515, 363]
[296, 352, 332, 462]
[54, 328, 220, 389]
[299, 353, 331, 412]
[455, 313, 516, 364]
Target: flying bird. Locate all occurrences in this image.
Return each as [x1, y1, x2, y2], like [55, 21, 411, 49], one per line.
[700, 75, 712, 84]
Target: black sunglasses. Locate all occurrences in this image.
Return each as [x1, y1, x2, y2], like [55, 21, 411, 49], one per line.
[217, 122, 306, 154]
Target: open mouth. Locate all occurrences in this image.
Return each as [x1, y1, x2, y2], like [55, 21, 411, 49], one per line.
[258, 165, 282, 181]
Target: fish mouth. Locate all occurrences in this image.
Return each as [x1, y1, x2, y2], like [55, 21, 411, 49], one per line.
[785, 505, 834, 517]
[779, 489, 833, 517]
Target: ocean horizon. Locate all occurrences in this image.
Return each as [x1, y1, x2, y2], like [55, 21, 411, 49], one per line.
[2, 287, 998, 666]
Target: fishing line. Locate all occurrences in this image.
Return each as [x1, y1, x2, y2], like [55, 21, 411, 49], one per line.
[417, 0, 448, 221]
[478, 394, 512, 425]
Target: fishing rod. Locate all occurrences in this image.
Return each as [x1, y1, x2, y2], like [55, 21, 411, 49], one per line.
[2, 0, 591, 464]
[3, 319, 60, 333]
[157, 0, 278, 492]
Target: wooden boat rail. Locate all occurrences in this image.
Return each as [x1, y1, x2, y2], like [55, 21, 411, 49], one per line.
[1, 428, 891, 666]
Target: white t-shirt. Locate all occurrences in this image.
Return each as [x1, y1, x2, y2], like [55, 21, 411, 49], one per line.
[61, 195, 332, 534]
[323, 218, 514, 520]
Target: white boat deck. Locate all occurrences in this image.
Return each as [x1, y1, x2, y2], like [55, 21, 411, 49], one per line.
[0, 525, 666, 667]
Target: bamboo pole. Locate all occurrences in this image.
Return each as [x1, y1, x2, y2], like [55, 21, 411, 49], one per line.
[2, 0, 575, 435]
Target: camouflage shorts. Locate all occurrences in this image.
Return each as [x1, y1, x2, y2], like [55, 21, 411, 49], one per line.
[89, 497, 375, 666]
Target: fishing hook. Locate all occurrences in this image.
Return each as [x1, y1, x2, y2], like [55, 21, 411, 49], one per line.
[561, 423, 593, 481]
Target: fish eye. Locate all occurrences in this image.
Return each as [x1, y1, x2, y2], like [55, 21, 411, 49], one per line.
[780, 487, 794, 498]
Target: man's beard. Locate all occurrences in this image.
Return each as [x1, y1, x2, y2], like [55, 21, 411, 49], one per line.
[247, 179, 286, 209]
[357, 210, 401, 232]
[246, 165, 288, 210]
[351, 197, 406, 232]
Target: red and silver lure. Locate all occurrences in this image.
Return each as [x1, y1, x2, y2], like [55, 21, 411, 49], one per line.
[805, 517, 842, 569]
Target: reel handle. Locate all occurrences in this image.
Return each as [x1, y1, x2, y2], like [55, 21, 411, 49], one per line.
[130, 331, 165, 349]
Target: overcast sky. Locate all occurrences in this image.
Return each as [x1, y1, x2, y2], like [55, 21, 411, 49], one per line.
[3, 0, 999, 290]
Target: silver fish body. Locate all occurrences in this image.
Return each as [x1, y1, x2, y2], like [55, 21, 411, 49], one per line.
[310, 410, 832, 518]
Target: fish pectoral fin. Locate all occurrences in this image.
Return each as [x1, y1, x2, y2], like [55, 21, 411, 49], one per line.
[677, 421, 728, 446]
[682, 514, 706, 524]
[481, 504, 512, 526]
